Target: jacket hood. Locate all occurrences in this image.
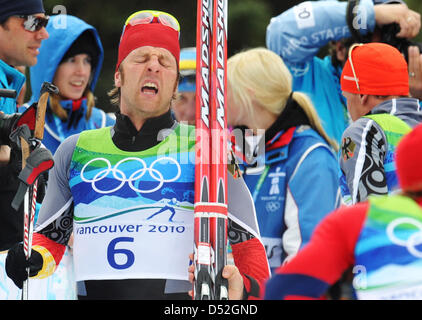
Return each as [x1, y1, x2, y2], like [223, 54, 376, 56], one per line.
[371, 98, 422, 127]
[28, 15, 104, 104]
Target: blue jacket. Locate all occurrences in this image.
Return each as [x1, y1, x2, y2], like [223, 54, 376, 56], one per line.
[241, 126, 341, 271]
[266, 0, 376, 145]
[26, 15, 114, 154]
[0, 59, 25, 114]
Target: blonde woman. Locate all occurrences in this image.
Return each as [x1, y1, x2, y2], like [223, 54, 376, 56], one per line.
[228, 47, 341, 271]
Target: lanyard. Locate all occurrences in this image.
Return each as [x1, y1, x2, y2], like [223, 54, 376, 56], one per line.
[252, 165, 270, 202]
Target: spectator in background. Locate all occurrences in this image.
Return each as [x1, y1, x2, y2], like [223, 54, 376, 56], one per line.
[266, 0, 421, 146]
[227, 47, 341, 271]
[339, 42, 422, 205]
[408, 45, 422, 100]
[0, 0, 49, 300]
[25, 15, 115, 155]
[172, 47, 196, 125]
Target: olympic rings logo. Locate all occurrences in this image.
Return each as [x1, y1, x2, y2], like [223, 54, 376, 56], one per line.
[80, 157, 181, 194]
[386, 217, 422, 258]
[265, 201, 280, 213]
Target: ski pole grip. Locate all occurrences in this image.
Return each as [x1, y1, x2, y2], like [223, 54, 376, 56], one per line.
[35, 82, 59, 140]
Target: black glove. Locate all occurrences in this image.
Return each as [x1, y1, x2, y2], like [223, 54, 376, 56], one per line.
[5, 243, 43, 289]
[8, 143, 22, 175]
[0, 112, 20, 146]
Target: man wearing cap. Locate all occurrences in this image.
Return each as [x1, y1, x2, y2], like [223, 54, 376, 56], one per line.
[0, 0, 49, 114]
[171, 47, 197, 125]
[5, 10, 270, 300]
[0, 0, 49, 299]
[263, 123, 422, 300]
[339, 42, 422, 205]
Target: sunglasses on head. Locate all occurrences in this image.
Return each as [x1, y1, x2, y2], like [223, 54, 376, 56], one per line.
[17, 15, 49, 32]
[347, 43, 365, 92]
[124, 10, 180, 34]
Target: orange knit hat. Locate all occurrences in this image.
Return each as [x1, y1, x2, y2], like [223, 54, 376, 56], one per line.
[396, 123, 422, 192]
[341, 42, 409, 96]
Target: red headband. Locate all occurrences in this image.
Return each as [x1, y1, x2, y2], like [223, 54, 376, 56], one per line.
[341, 43, 409, 96]
[116, 23, 180, 71]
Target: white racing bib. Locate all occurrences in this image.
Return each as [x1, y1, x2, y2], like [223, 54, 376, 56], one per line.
[68, 125, 196, 282]
[73, 204, 193, 281]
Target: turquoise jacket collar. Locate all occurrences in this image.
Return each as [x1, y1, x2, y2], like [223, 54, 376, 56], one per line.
[0, 59, 25, 114]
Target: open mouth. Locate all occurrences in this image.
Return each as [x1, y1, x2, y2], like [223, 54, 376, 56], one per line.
[28, 46, 40, 54]
[70, 80, 85, 87]
[141, 82, 159, 95]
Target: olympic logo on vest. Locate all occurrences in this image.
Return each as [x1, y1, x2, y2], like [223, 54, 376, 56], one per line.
[386, 217, 422, 258]
[80, 157, 181, 194]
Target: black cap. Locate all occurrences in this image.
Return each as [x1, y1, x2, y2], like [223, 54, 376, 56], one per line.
[60, 30, 99, 68]
[0, 0, 45, 24]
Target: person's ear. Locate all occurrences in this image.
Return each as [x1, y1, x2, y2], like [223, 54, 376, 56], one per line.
[359, 94, 369, 105]
[114, 70, 122, 88]
[360, 94, 376, 114]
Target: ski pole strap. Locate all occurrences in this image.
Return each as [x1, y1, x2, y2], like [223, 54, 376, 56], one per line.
[11, 147, 54, 211]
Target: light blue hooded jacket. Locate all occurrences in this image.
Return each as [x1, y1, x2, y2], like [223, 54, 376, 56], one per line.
[266, 0, 377, 145]
[26, 15, 114, 154]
